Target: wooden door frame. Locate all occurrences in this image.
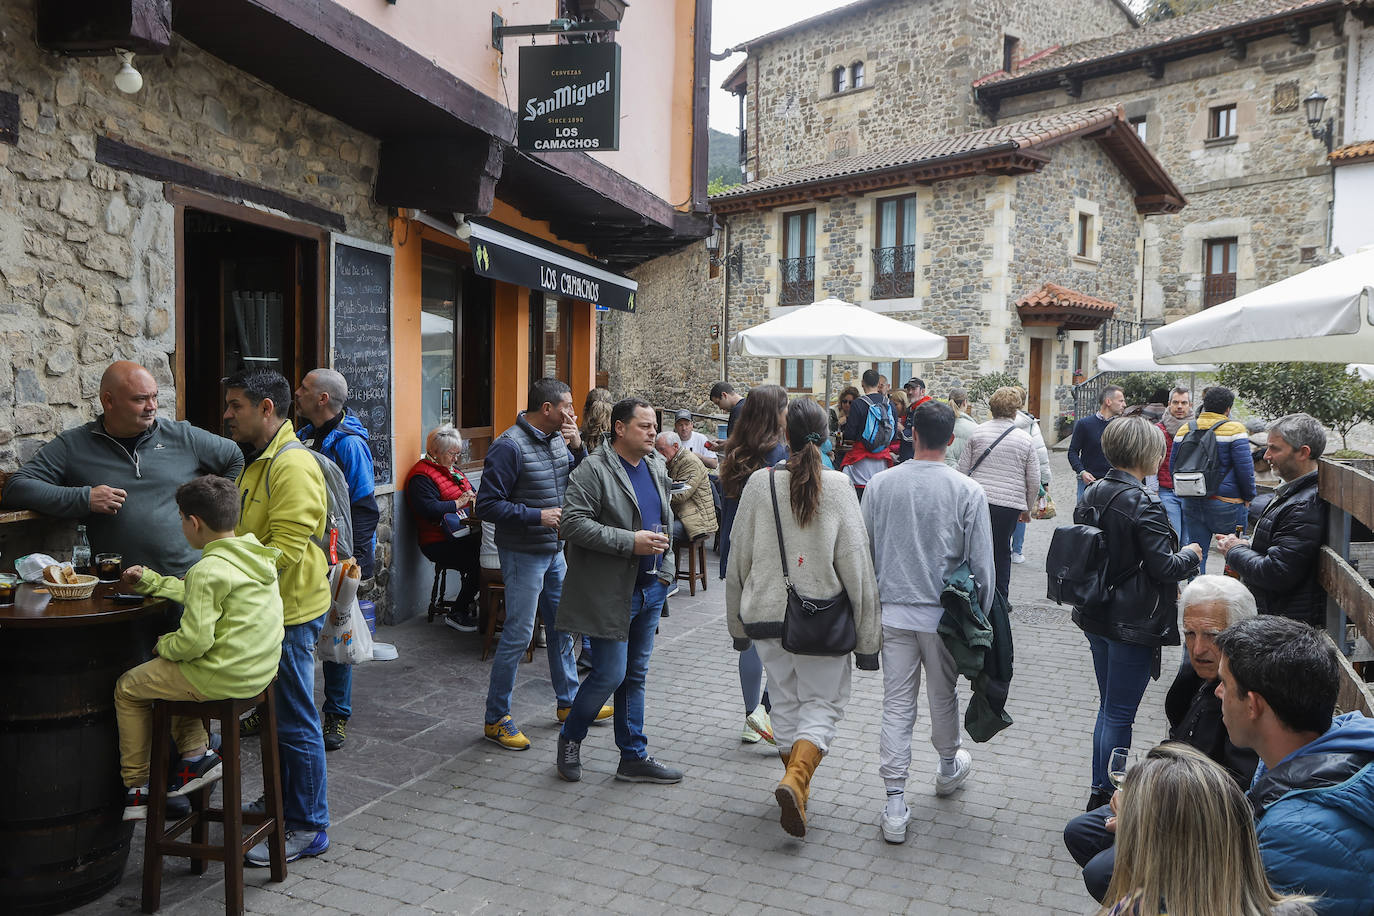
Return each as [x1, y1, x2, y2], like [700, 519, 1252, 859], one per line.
[1027, 337, 1045, 421]
[169, 186, 329, 420]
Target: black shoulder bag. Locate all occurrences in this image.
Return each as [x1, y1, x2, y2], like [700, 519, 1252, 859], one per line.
[968, 424, 1017, 475]
[769, 468, 857, 656]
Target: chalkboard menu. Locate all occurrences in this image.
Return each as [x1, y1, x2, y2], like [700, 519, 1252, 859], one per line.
[331, 239, 393, 485]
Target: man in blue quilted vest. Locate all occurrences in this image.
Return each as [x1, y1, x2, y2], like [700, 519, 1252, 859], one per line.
[476, 377, 607, 750]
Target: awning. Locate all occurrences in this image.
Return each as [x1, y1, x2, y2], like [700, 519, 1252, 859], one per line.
[468, 219, 638, 313]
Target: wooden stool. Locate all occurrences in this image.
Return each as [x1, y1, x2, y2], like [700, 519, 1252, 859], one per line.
[143, 684, 286, 915]
[479, 566, 539, 662]
[674, 535, 709, 596]
[426, 563, 453, 622]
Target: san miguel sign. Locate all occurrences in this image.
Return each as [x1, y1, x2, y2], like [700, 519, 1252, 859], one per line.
[518, 43, 621, 152]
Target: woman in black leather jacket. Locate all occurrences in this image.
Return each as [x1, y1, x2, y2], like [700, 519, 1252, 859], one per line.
[1073, 416, 1202, 811]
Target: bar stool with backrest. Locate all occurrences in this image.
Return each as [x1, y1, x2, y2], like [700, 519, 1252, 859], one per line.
[674, 534, 710, 596]
[142, 682, 286, 915]
[479, 566, 540, 662]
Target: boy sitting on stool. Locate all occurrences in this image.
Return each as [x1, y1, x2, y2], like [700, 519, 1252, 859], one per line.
[115, 475, 284, 820]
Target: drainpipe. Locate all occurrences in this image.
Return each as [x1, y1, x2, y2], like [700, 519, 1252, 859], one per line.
[722, 218, 731, 383]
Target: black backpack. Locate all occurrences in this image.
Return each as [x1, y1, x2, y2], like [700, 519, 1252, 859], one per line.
[1172, 423, 1223, 498]
[1046, 484, 1135, 608]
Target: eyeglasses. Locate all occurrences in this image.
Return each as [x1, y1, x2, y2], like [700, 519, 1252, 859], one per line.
[840, 399, 854, 406]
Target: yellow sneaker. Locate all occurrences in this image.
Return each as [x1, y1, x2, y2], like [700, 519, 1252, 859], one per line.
[483, 715, 530, 751]
[556, 705, 614, 725]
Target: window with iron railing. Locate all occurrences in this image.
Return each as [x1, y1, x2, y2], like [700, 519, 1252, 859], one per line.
[1204, 238, 1238, 308]
[873, 194, 916, 299]
[781, 210, 816, 305]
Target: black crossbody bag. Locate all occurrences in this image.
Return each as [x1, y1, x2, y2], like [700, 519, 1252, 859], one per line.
[768, 468, 857, 656]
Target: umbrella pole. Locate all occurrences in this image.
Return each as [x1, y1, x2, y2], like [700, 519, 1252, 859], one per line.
[825, 356, 833, 419]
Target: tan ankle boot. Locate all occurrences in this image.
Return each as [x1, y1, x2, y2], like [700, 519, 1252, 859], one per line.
[778, 747, 791, 766]
[775, 739, 821, 838]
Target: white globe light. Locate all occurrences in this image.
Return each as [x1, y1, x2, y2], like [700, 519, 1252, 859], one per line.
[114, 50, 143, 94]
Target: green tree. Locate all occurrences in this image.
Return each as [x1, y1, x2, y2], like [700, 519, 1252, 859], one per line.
[707, 175, 739, 196]
[1218, 362, 1374, 449]
[968, 371, 1022, 407]
[1113, 372, 1177, 406]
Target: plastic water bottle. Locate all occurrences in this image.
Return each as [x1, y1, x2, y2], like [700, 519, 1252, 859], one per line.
[72, 525, 92, 576]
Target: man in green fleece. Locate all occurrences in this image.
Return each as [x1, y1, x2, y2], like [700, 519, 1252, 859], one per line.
[115, 475, 284, 821]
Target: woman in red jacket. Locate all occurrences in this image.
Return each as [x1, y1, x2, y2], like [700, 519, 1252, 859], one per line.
[406, 425, 480, 631]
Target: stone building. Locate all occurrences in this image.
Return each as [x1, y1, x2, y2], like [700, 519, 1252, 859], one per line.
[0, 0, 712, 622]
[1332, 0, 1374, 254]
[975, 0, 1350, 324]
[709, 107, 1183, 424]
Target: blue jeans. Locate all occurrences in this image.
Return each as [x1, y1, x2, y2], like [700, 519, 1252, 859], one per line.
[485, 548, 579, 724]
[1085, 633, 1153, 795]
[1157, 487, 1184, 539]
[560, 579, 667, 760]
[719, 497, 738, 579]
[1064, 804, 1115, 902]
[1181, 498, 1248, 574]
[322, 661, 350, 718]
[1011, 520, 1026, 555]
[278, 613, 329, 831]
[1076, 477, 1088, 504]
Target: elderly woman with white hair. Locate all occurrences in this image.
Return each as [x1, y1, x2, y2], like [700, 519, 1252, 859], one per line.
[405, 424, 481, 631]
[1064, 574, 1261, 903]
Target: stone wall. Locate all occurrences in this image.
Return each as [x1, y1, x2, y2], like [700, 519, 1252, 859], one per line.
[0, 1, 395, 604]
[605, 241, 723, 412]
[742, 0, 1132, 179]
[995, 24, 1346, 320]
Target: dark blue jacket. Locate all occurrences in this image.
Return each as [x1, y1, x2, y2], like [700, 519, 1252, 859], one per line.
[476, 413, 585, 554]
[1249, 712, 1374, 913]
[1067, 413, 1112, 478]
[298, 411, 378, 576]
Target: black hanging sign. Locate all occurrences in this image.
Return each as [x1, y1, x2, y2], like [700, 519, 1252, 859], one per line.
[518, 42, 621, 152]
[468, 219, 638, 313]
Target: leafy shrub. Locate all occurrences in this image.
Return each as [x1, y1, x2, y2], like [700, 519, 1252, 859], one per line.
[968, 371, 1022, 406]
[1112, 372, 1178, 406]
[1218, 362, 1374, 449]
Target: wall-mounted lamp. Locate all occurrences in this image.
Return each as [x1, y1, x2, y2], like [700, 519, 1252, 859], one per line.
[1303, 89, 1333, 153]
[453, 213, 473, 240]
[114, 49, 143, 94]
[1056, 328, 1068, 342]
[705, 224, 742, 282]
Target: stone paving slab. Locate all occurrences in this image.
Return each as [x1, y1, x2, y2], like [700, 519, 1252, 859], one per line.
[81, 452, 1183, 915]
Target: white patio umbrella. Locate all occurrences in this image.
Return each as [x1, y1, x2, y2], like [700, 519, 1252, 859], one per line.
[1096, 336, 1217, 373]
[1151, 248, 1374, 365]
[729, 298, 947, 409]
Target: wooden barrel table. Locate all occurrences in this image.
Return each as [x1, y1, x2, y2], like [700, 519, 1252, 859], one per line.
[0, 582, 168, 914]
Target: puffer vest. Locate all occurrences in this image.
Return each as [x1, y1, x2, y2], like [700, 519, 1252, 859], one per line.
[493, 415, 571, 554]
[406, 458, 474, 547]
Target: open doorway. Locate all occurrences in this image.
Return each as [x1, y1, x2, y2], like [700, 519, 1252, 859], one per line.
[179, 201, 324, 433]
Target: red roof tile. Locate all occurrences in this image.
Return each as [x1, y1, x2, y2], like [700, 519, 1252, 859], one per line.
[975, 0, 1338, 89]
[1330, 140, 1374, 163]
[1017, 282, 1118, 313]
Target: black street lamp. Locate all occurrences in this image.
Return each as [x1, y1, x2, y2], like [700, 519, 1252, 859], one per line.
[1304, 89, 1334, 153]
[705, 225, 743, 282]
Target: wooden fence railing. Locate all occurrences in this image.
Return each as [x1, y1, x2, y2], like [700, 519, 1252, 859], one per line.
[1318, 457, 1374, 717]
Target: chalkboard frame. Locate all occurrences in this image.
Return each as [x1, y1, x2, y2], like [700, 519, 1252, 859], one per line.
[329, 233, 396, 492]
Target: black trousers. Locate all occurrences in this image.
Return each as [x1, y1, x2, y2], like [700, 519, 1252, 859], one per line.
[421, 535, 481, 613]
[988, 504, 1021, 603]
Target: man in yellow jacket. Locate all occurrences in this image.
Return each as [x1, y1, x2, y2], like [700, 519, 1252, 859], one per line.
[223, 368, 332, 866]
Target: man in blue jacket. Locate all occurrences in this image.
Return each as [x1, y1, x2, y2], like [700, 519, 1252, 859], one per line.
[292, 368, 379, 752]
[1216, 616, 1374, 913]
[1171, 386, 1255, 574]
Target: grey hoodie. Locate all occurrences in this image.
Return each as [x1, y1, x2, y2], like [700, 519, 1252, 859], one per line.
[3, 418, 243, 576]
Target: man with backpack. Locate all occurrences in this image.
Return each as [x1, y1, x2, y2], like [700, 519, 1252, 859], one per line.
[1170, 386, 1255, 574]
[840, 369, 897, 499]
[223, 369, 332, 865]
[294, 368, 379, 752]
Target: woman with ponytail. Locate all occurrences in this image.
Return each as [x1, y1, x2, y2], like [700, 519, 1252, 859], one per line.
[725, 397, 881, 838]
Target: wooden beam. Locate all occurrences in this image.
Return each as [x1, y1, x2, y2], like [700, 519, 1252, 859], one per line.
[1319, 458, 1374, 533]
[35, 0, 171, 56]
[1335, 647, 1374, 717]
[1059, 74, 1083, 98]
[1320, 546, 1374, 649]
[97, 135, 345, 231]
[1142, 55, 1164, 80]
[375, 136, 504, 215]
[1286, 20, 1311, 45]
[1223, 35, 1247, 60]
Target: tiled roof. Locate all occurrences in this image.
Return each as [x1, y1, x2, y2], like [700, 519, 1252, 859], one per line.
[1330, 140, 1374, 163]
[975, 0, 1339, 89]
[1017, 282, 1118, 313]
[712, 108, 1120, 201]
[720, 58, 747, 93]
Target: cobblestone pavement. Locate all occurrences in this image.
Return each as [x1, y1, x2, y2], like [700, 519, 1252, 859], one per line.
[85, 451, 1183, 915]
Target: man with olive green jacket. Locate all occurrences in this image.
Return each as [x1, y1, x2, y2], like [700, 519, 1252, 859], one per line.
[555, 397, 681, 785]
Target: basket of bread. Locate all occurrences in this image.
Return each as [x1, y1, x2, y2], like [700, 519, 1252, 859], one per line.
[42, 563, 98, 600]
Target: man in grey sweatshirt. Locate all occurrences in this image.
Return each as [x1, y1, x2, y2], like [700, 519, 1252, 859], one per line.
[3, 361, 243, 576]
[861, 400, 995, 845]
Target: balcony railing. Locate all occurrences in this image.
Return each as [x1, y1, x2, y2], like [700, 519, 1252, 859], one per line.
[1203, 273, 1236, 309]
[778, 256, 815, 305]
[1098, 318, 1144, 355]
[871, 245, 915, 299]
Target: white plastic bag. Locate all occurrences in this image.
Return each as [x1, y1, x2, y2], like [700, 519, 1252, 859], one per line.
[317, 559, 374, 665]
[16, 553, 60, 583]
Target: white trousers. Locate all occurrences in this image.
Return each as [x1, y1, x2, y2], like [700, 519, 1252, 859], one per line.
[879, 626, 962, 784]
[753, 638, 852, 755]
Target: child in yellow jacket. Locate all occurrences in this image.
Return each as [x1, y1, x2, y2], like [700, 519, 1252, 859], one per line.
[114, 475, 284, 820]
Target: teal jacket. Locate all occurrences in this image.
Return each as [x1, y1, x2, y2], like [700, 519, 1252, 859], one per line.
[939, 561, 1014, 742]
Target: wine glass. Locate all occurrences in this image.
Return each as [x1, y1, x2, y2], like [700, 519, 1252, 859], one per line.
[1108, 747, 1131, 790]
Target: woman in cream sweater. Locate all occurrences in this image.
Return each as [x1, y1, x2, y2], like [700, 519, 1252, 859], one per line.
[726, 398, 881, 838]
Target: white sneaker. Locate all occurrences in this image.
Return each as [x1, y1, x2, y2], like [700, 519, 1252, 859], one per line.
[744, 707, 776, 746]
[935, 749, 972, 797]
[881, 804, 910, 844]
[1011, 552, 1026, 565]
[740, 722, 762, 744]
